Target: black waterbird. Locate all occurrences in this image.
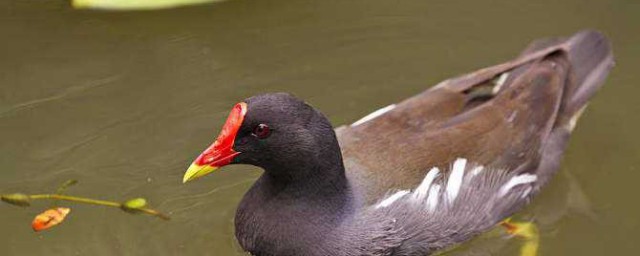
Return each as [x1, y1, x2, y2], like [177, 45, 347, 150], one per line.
[183, 30, 613, 256]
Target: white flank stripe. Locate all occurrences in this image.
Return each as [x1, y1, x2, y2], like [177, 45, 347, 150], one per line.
[493, 72, 510, 94]
[351, 104, 396, 127]
[412, 167, 440, 201]
[375, 190, 409, 209]
[446, 158, 467, 204]
[498, 174, 538, 197]
[426, 185, 441, 212]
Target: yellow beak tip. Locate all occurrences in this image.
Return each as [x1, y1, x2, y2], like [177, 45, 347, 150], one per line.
[182, 163, 218, 183]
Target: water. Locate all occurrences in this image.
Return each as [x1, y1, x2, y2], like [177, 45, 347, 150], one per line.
[1, 0, 638, 255]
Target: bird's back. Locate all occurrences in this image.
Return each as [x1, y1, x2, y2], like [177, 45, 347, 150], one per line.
[336, 30, 614, 205]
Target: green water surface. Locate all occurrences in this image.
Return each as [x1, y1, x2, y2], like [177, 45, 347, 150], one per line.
[1, 0, 639, 255]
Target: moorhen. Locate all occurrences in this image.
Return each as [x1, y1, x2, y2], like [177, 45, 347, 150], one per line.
[182, 30, 613, 256]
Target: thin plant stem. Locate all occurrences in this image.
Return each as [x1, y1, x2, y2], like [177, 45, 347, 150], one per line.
[27, 194, 169, 220]
[29, 194, 121, 207]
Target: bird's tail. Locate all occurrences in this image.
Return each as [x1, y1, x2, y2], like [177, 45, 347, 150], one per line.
[523, 30, 614, 131]
[525, 30, 614, 184]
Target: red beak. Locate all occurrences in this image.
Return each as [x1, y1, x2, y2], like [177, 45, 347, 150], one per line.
[183, 102, 247, 183]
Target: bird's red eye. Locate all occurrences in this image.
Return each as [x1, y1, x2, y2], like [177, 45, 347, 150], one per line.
[253, 124, 271, 139]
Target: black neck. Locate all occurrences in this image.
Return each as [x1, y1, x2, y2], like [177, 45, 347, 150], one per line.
[234, 137, 354, 255]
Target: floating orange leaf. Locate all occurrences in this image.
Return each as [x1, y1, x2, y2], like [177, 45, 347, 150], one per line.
[32, 207, 71, 232]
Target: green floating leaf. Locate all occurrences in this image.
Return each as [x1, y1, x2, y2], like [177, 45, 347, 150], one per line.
[71, 0, 229, 11]
[1, 193, 31, 207]
[121, 198, 147, 213]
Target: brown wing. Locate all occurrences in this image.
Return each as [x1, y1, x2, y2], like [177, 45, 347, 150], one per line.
[337, 31, 613, 204]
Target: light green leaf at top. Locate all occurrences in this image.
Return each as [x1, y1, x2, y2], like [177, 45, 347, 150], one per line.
[72, 0, 228, 10]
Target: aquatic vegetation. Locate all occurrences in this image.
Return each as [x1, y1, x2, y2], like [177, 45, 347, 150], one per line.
[1, 180, 169, 232]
